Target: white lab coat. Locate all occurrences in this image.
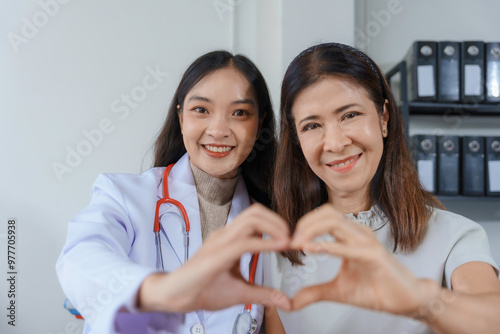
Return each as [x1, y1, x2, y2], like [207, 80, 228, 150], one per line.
[56, 153, 264, 334]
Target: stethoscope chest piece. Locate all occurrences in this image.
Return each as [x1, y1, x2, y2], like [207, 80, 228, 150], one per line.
[232, 310, 257, 334]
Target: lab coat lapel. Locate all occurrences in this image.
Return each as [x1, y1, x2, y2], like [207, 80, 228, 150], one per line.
[158, 154, 202, 269]
[227, 175, 251, 226]
[201, 175, 252, 322]
[227, 176, 253, 281]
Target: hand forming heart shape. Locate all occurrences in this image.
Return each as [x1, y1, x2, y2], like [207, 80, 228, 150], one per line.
[140, 203, 435, 320]
[286, 204, 436, 316]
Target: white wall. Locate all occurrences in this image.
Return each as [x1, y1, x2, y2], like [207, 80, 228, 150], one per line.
[1, 1, 233, 333]
[0, 0, 355, 333]
[234, 0, 355, 116]
[356, 0, 500, 70]
[355, 0, 500, 265]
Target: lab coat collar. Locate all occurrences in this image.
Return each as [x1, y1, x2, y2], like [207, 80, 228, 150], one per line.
[226, 175, 251, 226]
[161, 153, 251, 217]
[160, 153, 197, 206]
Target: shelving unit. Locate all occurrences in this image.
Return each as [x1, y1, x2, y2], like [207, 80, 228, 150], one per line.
[385, 60, 500, 200]
[386, 61, 500, 139]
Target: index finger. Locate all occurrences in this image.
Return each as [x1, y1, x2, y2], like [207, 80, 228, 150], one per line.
[224, 203, 291, 244]
[291, 204, 359, 248]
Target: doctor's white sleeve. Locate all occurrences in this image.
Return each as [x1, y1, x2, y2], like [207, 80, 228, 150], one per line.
[55, 174, 167, 333]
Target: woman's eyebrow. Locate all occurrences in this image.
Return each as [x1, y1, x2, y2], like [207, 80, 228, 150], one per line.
[231, 98, 256, 106]
[187, 95, 211, 103]
[297, 103, 361, 126]
[335, 103, 361, 113]
[186, 96, 255, 106]
[298, 115, 319, 126]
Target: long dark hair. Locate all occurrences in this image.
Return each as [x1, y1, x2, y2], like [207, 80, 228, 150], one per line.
[274, 43, 443, 264]
[154, 50, 276, 207]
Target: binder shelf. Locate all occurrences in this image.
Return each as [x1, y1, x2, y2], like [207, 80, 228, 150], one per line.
[407, 101, 500, 116]
[386, 61, 500, 199]
[386, 60, 500, 119]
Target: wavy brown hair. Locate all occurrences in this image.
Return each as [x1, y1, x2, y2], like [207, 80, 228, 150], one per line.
[273, 43, 443, 264]
[154, 51, 277, 207]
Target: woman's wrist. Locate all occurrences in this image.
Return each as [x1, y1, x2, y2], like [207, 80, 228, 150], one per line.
[138, 270, 201, 313]
[137, 272, 171, 312]
[410, 278, 442, 322]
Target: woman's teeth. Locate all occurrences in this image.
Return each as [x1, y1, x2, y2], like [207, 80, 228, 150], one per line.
[205, 145, 232, 153]
[332, 155, 359, 167]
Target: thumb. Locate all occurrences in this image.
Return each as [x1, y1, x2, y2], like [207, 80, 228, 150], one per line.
[291, 284, 327, 310]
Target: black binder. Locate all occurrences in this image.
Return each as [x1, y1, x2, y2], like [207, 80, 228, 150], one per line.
[437, 136, 460, 195]
[437, 42, 461, 102]
[461, 136, 485, 196]
[412, 135, 437, 193]
[485, 42, 500, 103]
[405, 41, 437, 101]
[461, 41, 485, 103]
[485, 136, 500, 196]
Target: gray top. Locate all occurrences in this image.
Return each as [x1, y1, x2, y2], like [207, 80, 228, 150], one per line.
[263, 206, 499, 334]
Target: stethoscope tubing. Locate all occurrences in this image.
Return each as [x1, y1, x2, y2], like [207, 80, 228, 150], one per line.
[154, 162, 260, 314]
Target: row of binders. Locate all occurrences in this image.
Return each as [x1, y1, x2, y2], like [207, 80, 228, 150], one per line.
[412, 135, 500, 196]
[405, 41, 500, 103]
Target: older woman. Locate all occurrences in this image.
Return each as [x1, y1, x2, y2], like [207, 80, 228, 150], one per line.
[270, 43, 500, 334]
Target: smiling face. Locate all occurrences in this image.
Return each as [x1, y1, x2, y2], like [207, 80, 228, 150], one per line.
[292, 76, 389, 209]
[179, 66, 260, 179]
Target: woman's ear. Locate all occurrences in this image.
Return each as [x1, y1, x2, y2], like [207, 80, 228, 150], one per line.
[177, 104, 183, 133]
[381, 100, 389, 137]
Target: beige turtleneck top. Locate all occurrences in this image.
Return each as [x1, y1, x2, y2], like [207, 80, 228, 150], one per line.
[190, 162, 239, 241]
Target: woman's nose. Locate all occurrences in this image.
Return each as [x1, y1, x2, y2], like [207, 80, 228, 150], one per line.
[323, 126, 352, 153]
[206, 115, 231, 138]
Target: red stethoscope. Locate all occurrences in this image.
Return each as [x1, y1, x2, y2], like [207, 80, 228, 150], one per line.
[153, 163, 260, 334]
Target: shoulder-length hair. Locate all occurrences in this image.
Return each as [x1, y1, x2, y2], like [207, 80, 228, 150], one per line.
[274, 43, 443, 264]
[154, 50, 277, 207]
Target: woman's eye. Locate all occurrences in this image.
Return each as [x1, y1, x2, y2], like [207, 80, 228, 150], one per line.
[302, 123, 319, 132]
[194, 107, 208, 114]
[342, 112, 360, 120]
[233, 109, 248, 117]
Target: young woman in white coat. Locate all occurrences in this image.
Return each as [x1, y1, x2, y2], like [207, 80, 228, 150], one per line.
[270, 43, 500, 334]
[56, 51, 291, 334]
